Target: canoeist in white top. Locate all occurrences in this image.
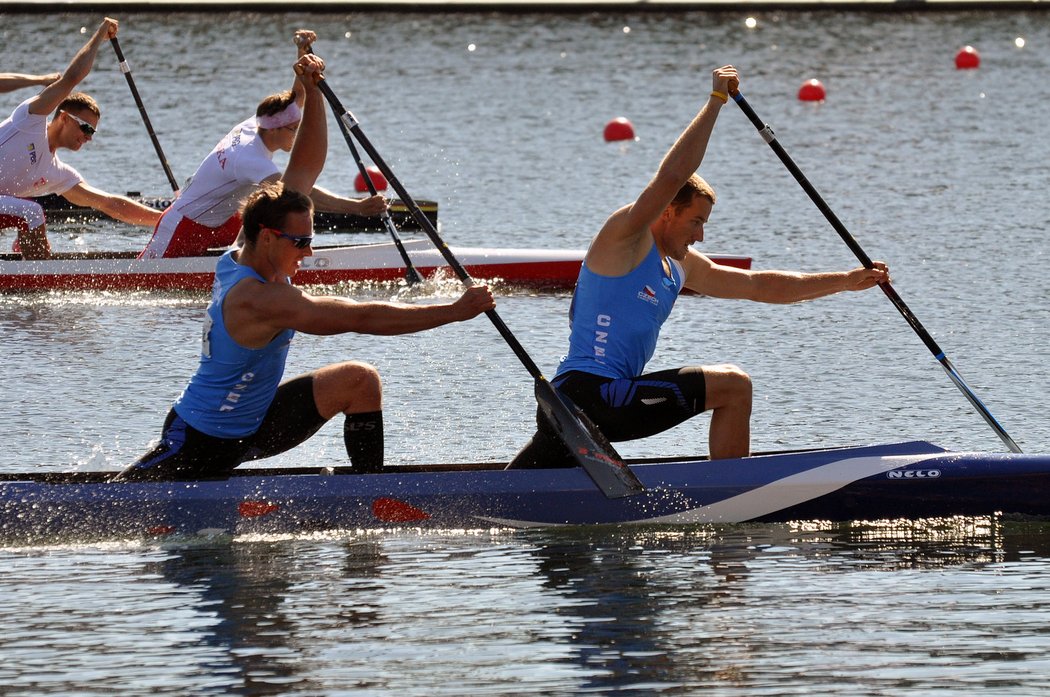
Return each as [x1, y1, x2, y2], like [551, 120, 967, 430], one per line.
[0, 72, 60, 94]
[138, 29, 386, 259]
[508, 65, 890, 469]
[0, 18, 162, 260]
[116, 54, 494, 481]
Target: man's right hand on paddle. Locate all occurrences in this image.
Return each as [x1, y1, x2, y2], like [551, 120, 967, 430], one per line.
[293, 54, 325, 85]
[843, 261, 891, 291]
[712, 65, 739, 97]
[354, 194, 388, 217]
[454, 284, 496, 320]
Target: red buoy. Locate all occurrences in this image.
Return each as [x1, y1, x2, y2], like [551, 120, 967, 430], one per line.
[354, 165, 388, 192]
[603, 117, 635, 142]
[798, 79, 826, 102]
[955, 45, 980, 69]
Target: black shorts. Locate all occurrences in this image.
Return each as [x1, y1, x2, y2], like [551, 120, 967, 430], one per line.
[552, 368, 707, 441]
[508, 368, 707, 469]
[115, 374, 327, 481]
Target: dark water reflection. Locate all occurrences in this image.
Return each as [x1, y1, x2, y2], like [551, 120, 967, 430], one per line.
[5, 519, 1050, 694]
[150, 542, 321, 696]
[530, 530, 742, 694]
[524, 519, 1039, 693]
[141, 538, 395, 695]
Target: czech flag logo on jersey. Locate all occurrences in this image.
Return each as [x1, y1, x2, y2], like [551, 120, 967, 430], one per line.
[637, 284, 659, 306]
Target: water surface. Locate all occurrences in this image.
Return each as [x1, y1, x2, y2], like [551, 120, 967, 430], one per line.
[2, 9, 1050, 695]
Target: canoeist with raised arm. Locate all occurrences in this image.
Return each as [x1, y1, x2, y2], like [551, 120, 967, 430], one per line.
[138, 29, 386, 260]
[115, 55, 494, 482]
[0, 18, 162, 260]
[508, 65, 889, 469]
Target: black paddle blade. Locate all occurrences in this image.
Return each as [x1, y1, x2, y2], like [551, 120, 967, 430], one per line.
[534, 378, 645, 498]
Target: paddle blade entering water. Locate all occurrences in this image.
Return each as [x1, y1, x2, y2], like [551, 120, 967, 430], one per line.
[534, 378, 645, 498]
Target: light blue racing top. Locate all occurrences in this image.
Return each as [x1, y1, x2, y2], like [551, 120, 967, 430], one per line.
[556, 242, 684, 380]
[173, 250, 294, 438]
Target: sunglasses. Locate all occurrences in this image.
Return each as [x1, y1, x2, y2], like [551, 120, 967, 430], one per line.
[264, 227, 314, 249]
[63, 111, 97, 137]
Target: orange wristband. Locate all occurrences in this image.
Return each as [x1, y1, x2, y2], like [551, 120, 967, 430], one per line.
[710, 90, 729, 104]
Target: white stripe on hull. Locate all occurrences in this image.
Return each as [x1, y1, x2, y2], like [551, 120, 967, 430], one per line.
[645, 454, 942, 524]
[472, 454, 941, 528]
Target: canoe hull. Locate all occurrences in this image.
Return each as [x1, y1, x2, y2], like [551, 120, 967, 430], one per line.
[0, 239, 752, 293]
[4, 442, 1050, 543]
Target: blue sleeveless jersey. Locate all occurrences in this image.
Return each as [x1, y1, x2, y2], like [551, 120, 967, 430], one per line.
[173, 250, 295, 438]
[557, 243, 684, 380]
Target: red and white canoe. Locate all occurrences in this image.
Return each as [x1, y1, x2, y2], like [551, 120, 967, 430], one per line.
[0, 238, 752, 293]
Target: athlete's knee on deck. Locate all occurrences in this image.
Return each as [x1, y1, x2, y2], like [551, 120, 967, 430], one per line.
[342, 361, 382, 397]
[315, 361, 383, 416]
[704, 364, 752, 408]
[2, 203, 49, 258]
[0, 198, 46, 232]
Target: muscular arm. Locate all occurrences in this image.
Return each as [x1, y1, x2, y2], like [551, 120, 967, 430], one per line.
[287, 294, 485, 336]
[62, 182, 162, 227]
[587, 66, 738, 276]
[684, 250, 889, 303]
[0, 72, 59, 93]
[310, 186, 387, 216]
[281, 55, 326, 196]
[29, 18, 117, 116]
[225, 280, 494, 348]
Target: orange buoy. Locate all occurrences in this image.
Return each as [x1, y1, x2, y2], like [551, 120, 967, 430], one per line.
[955, 45, 980, 69]
[603, 117, 635, 142]
[798, 79, 826, 102]
[354, 165, 388, 192]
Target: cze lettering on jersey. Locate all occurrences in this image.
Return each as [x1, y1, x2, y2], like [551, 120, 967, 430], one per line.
[593, 314, 611, 361]
[218, 372, 256, 412]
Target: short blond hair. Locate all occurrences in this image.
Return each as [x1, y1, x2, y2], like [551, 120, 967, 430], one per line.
[55, 92, 100, 120]
[670, 173, 716, 213]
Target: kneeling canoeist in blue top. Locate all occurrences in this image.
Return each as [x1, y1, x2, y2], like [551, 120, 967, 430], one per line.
[508, 65, 889, 468]
[115, 56, 494, 482]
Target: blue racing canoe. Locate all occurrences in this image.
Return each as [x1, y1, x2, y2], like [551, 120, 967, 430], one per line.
[2, 440, 1049, 543]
